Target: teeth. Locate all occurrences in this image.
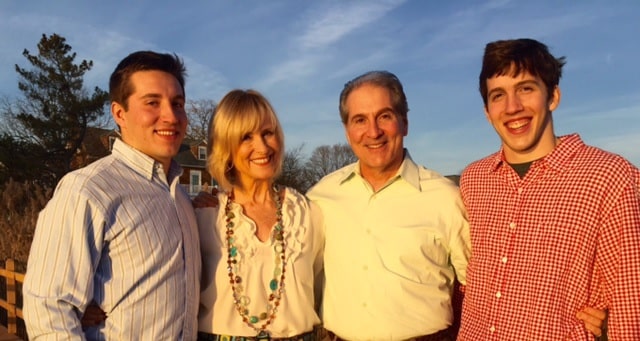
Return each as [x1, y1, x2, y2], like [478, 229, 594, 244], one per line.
[506, 120, 528, 129]
[157, 131, 176, 136]
[368, 143, 384, 149]
[252, 157, 270, 164]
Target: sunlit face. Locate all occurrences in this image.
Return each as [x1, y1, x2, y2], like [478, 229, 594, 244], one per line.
[232, 119, 282, 186]
[484, 69, 560, 163]
[112, 70, 187, 171]
[344, 84, 407, 181]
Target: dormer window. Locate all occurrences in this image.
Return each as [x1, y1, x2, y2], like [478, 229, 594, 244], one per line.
[198, 146, 207, 160]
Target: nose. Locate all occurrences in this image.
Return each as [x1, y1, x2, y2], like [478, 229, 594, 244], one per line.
[254, 135, 270, 152]
[505, 93, 524, 114]
[161, 102, 182, 124]
[366, 119, 383, 138]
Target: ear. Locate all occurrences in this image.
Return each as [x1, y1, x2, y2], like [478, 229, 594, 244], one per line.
[484, 105, 491, 123]
[111, 102, 126, 128]
[402, 118, 409, 136]
[548, 86, 561, 112]
[344, 124, 352, 146]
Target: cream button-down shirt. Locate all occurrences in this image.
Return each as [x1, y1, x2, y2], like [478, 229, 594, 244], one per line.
[307, 152, 470, 341]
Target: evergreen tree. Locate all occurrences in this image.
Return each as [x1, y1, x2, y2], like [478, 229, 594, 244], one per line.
[4, 33, 109, 188]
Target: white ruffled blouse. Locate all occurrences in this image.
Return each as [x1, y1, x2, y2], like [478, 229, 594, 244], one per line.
[196, 187, 324, 337]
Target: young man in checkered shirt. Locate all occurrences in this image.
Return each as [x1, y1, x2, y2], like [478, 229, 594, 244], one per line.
[457, 38, 640, 340]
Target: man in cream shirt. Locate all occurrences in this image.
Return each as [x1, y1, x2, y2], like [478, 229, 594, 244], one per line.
[307, 70, 470, 341]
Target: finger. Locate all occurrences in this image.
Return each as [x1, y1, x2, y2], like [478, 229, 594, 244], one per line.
[582, 307, 606, 320]
[583, 322, 602, 337]
[576, 311, 602, 337]
[577, 309, 604, 328]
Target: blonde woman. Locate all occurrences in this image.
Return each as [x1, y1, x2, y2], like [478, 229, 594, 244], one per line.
[196, 89, 323, 340]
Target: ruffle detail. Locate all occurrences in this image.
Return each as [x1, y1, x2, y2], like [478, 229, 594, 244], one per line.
[220, 188, 309, 271]
[280, 188, 308, 263]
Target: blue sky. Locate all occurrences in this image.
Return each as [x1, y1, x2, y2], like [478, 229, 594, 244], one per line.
[1, 0, 639, 175]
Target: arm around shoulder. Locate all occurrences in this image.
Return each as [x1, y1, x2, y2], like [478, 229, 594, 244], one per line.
[598, 176, 640, 338]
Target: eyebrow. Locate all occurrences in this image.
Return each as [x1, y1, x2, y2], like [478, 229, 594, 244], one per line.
[139, 93, 162, 100]
[138, 93, 185, 101]
[515, 79, 540, 87]
[488, 79, 540, 95]
[350, 107, 395, 118]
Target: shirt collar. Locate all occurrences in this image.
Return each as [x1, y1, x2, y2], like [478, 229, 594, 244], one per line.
[490, 133, 584, 173]
[339, 149, 421, 191]
[111, 138, 183, 182]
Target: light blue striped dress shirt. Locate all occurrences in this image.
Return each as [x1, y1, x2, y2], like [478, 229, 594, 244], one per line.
[23, 139, 201, 340]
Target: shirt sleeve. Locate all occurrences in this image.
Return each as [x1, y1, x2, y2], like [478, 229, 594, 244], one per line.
[598, 175, 640, 339]
[308, 200, 325, 313]
[448, 189, 471, 286]
[23, 177, 104, 339]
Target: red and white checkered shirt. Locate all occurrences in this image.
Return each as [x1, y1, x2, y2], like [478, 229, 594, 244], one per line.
[457, 134, 640, 340]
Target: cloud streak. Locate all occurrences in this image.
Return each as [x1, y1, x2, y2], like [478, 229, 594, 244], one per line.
[1, 1, 638, 174]
[295, 0, 406, 51]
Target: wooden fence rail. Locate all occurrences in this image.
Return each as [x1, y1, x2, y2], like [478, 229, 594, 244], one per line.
[0, 259, 23, 336]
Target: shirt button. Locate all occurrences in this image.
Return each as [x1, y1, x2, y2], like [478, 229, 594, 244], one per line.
[496, 292, 502, 298]
[490, 326, 496, 333]
[509, 222, 516, 229]
[517, 187, 523, 194]
[501, 257, 508, 264]
[363, 265, 368, 270]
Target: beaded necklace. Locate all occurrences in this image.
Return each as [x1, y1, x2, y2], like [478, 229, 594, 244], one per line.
[224, 185, 286, 338]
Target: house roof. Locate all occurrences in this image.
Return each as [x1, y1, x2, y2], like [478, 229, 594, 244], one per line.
[82, 127, 119, 160]
[80, 127, 206, 169]
[175, 144, 206, 168]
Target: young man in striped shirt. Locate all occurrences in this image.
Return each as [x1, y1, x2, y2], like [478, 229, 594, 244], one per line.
[23, 51, 201, 340]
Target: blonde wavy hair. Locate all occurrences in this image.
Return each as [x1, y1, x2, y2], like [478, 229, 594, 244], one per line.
[207, 89, 284, 191]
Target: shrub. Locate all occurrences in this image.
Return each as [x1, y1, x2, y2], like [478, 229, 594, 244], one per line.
[0, 179, 51, 272]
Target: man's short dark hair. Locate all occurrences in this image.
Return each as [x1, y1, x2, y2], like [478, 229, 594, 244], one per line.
[479, 38, 565, 106]
[109, 51, 186, 110]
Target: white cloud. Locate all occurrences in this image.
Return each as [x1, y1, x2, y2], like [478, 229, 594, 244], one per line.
[295, 0, 406, 51]
[1, 0, 638, 172]
[257, 0, 406, 88]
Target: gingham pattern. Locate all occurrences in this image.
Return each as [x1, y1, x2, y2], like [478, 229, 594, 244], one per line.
[457, 134, 640, 340]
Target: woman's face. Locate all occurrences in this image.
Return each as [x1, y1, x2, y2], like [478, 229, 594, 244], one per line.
[232, 118, 281, 185]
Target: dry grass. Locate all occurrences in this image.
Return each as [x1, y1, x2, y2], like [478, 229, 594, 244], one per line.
[0, 179, 51, 272]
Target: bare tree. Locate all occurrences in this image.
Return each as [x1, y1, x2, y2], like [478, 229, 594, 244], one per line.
[186, 99, 216, 141]
[276, 144, 311, 193]
[305, 143, 356, 185]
